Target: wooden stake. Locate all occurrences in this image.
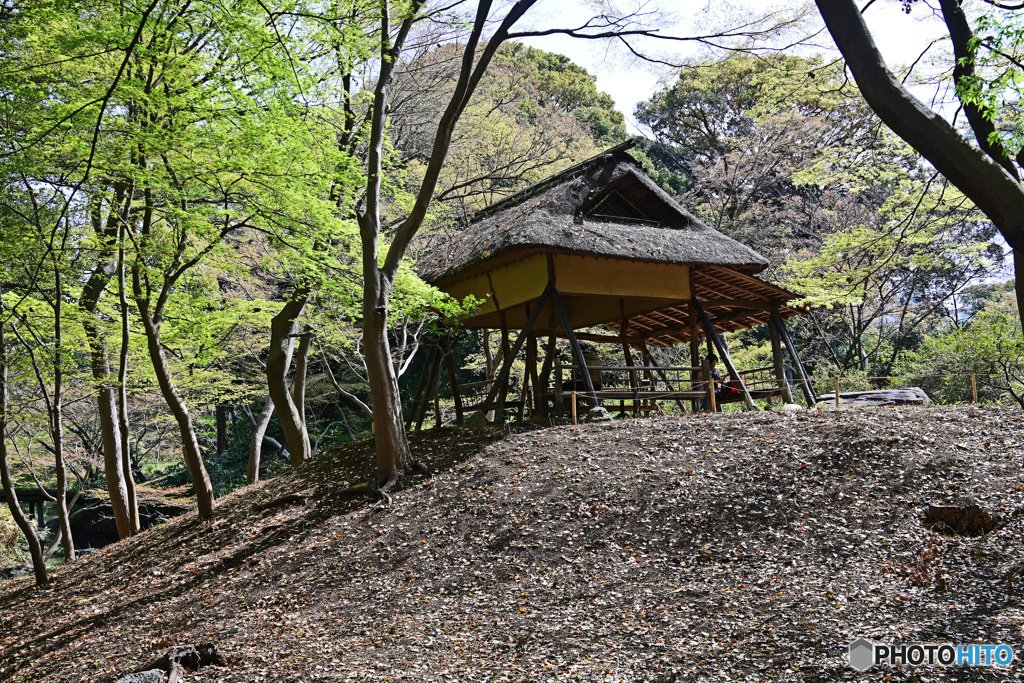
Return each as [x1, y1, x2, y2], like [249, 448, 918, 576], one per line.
[571, 391, 577, 424]
[835, 377, 840, 409]
[972, 372, 978, 403]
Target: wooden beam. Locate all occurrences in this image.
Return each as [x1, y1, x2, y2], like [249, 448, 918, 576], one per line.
[769, 313, 794, 405]
[694, 299, 755, 409]
[478, 286, 553, 419]
[550, 288, 599, 407]
[689, 303, 700, 413]
[771, 312, 817, 407]
[442, 336, 464, 425]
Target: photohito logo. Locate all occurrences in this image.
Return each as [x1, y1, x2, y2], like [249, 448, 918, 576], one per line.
[848, 639, 1014, 671]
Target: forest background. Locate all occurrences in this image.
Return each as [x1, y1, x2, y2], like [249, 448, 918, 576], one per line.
[0, 0, 1022, 579]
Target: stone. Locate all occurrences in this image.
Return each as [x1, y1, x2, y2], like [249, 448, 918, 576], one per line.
[114, 671, 165, 683]
[815, 387, 931, 408]
[925, 501, 996, 536]
[461, 411, 491, 428]
[584, 406, 613, 423]
[0, 566, 33, 580]
[780, 403, 803, 412]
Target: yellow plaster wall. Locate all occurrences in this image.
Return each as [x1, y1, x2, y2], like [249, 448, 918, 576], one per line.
[553, 255, 690, 300]
[442, 253, 550, 318]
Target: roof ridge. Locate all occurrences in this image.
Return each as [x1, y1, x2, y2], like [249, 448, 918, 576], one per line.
[469, 140, 637, 224]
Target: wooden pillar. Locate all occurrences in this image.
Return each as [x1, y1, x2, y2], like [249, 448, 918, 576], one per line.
[526, 324, 540, 417]
[478, 287, 553, 418]
[702, 357, 716, 413]
[441, 337, 464, 425]
[495, 310, 513, 420]
[415, 345, 441, 433]
[407, 343, 435, 429]
[771, 312, 817, 406]
[550, 289, 598, 407]
[694, 299, 755, 409]
[538, 329, 557, 417]
[689, 304, 701, 413]
[768, 314, 795, 404]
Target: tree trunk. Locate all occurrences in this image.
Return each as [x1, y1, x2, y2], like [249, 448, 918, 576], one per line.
[80, 277, 133, 539]
[0, 301, 47, 585]
[267, 294, 311, 465]
[52, 269, 75, 561]
[117, 234, 139, 534]
[816, 0, 1024, 328]
[364, 300, 413, 487]
[137, 307, 215, 518]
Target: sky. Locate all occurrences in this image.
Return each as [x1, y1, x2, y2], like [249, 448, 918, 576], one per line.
[519, 0, 950, 133]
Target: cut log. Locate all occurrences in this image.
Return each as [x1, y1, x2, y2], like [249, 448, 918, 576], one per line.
[925, 501, 996, 536]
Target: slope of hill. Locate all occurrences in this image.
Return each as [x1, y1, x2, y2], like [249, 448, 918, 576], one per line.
[1, 405, 1021, 682]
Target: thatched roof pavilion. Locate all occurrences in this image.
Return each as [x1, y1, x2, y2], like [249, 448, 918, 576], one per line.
[413, 142, 815, 423]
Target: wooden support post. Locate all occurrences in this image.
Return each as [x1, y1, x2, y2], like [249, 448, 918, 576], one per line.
[550, 289, 598, 407]
[971, 372, 978, 403]
[571, 391, 578, 424]
[495, 310, 513, 421]
[415, 346, 441, 433]
[433, 355, 444, 429]
[620, 300, 639, 393]
[407, 344, 436, 429]
[694, 300, 754, 409]
[36, 500, 44, 527]
[539, 332, 557, 417]
[527, 330, 541, 416]
[689, 306, 700, 413]
[835, 377, 840, 409]
[702, 357, 716, 413]
[442, 337, 464, 425]
[478, 287, 553, 418]
[771, 312, 816, 406]
[768, 315, 795, 405]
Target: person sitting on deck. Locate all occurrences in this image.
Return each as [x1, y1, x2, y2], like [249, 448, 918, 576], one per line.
[697, 353, 722, 410]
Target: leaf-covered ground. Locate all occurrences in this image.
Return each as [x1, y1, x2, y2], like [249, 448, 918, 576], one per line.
[1, 405, 1022, 682]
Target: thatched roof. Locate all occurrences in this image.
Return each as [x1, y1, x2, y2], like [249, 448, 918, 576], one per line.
[420, 142, 769, 284]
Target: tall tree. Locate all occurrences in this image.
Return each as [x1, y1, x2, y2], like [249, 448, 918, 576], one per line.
[815, 0, 1024, 327]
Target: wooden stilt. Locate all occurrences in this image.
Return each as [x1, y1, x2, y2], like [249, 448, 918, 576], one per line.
[694, 300, 755, 409]
[478, 287, 553, 417]
[407, 344, 436, 429]
[550, 289, 598, 407]
[526, 322, 540, 417]
[538, 332, 557, 417]
[442, 337, 464, 425]
[433, 354, 444, 429]
[415, 345, 441, 432]
[771, 312, 816, 406]
[702, 356, 716, 413]
[689, 305, 700, 413]
[769, 314, 794, 404]
[495, 310, 512, 420]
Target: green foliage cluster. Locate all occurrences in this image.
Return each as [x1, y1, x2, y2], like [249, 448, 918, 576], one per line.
[0, 506, 22, 566]
[960, 12, 1024, 159]
[898, 289, 1023, 407]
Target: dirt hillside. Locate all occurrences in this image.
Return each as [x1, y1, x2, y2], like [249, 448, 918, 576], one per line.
[1, 405, 1021, 682]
